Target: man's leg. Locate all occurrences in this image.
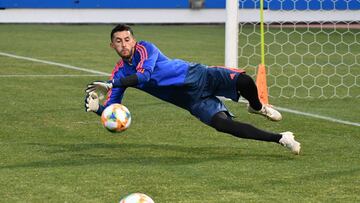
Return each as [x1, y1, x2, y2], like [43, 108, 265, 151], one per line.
[210, 111, 281, 142]
[236, 73, 282, 121]
[236, 73, 262, 110]
[210, 112, 301, 154]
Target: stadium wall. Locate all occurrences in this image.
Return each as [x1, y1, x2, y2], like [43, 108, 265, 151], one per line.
[0, 0, 359, 23]
[0, 0, 359, 10]
[0, 9, 358, 24]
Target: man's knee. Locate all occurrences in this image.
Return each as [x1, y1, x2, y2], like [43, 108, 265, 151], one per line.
[236, 73, 255, 90]
[210, 112, 231, 132]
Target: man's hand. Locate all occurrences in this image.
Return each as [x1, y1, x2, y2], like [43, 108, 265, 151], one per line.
[85, 81, 113, 94]
[85, 91, 100, 112]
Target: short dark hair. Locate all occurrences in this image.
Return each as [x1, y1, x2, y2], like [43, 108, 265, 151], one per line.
[110, 24, 134, 41]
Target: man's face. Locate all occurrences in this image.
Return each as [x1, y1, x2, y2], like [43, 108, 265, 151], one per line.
[110, 30, 136, 60]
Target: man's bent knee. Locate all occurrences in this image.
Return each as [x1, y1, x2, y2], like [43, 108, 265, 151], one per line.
[210, 112, 231, 132]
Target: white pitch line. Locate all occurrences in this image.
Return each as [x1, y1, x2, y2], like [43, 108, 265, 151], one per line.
[1, 51, 359, 127]
[276, 106, 360, 127]
[0, 51, 110, 76]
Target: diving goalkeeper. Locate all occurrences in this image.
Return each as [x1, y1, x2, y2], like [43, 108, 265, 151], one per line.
[85, 24, 301, 155]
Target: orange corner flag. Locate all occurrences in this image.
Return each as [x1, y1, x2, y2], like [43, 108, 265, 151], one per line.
[256, 64, 269, 105]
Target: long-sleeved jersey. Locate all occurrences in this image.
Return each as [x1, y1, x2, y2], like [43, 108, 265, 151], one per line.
[97, 40, 244, 124]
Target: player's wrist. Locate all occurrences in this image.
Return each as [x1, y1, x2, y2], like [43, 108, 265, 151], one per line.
[111, 79, 121, 88]
[112, 74, 138, 88]
[95, 105, 105, 116]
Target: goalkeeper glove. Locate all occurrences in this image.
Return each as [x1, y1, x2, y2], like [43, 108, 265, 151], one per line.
[85, 91, 100, 112]
[85, 80, 113, 95]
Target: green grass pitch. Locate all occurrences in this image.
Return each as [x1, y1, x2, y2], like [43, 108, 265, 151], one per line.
[0, 24, 359, 202]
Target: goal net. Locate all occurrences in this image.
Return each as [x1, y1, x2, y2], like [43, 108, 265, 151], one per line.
[234, 0, 360, 99]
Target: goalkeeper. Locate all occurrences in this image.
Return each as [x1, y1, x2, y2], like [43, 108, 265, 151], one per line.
[85, 24, 300, 155]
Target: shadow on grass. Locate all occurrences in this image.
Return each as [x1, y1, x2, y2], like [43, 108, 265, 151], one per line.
[0, 142, 292, 170]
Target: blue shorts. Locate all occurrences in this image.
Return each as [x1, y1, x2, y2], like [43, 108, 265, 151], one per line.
[187, 64, 245, 125]
[142, 63, 245, 125]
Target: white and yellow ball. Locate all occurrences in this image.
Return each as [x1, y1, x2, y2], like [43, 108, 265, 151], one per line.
[119, 193, 154, 203]
[101, 103, 131, 132]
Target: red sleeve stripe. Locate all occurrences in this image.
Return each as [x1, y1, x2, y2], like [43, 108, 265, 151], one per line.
[135, 44, 148, 73]
[105, 59, 124, 105]
[110, 59, 124, 80]
[104, 89, 112, 106]
[137, 44, 148, 59]
[136, 45, 145, 72]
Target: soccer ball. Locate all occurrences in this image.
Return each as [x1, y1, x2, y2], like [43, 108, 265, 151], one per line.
[119, 193, 154, 203]
[101, 103, 131, 132]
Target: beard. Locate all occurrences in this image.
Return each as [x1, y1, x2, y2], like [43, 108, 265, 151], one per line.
[119, 48, 132, 60]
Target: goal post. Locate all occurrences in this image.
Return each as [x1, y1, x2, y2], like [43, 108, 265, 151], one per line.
[225, 0, 239, 68]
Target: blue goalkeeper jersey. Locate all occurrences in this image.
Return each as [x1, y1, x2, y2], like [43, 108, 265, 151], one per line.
[104, 41, 205, 110]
